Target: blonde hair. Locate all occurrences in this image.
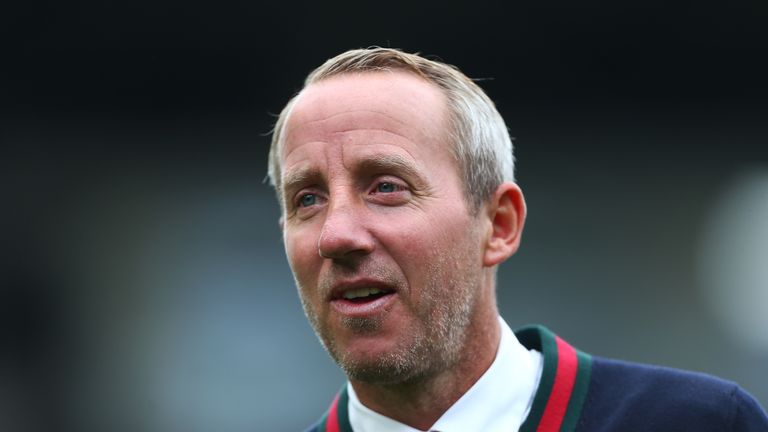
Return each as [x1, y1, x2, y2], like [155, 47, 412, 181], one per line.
[268, 47, 515, 212]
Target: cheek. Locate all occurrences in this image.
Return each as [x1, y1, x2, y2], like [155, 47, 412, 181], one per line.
[284, 229, 321, 288]
[388, 212, 472, 273]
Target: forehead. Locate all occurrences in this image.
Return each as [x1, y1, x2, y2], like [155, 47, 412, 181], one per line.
[281, 71, 450, 163]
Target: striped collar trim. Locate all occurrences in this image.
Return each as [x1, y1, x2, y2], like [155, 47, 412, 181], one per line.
[317, 384, 352, 432]
[516, 325, 592, 432]
[316, 325, 592, 432]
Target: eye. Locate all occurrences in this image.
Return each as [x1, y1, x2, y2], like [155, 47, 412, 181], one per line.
[298, 193, 317, 207]
[376, 182, 397, 193]
[368, 179, 410, 205]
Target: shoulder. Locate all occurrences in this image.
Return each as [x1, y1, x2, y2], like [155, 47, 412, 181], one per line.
[513, 324, 767, 432]
[300, 408, 332, 432]
[302, 423, 322, 432]
[299, 386, 350, 432]
[577, 356, 768, 432]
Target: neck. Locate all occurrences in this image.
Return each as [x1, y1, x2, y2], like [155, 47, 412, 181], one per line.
[350, 294, 501, 430]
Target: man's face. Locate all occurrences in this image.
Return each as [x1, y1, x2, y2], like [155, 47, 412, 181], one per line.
[279, 72, 488, 383]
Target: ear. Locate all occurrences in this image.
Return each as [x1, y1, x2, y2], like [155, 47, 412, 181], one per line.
[482, 182, 527, 267]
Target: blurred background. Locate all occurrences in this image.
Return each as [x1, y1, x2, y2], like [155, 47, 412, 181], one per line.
[2, 1, 767, 431]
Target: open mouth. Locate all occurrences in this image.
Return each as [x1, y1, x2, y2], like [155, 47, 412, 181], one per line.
[329, 282, 397, 316]
[341, 287, 394, 303]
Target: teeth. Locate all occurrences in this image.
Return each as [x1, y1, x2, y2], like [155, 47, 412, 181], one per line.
[343, 287, 385, 300]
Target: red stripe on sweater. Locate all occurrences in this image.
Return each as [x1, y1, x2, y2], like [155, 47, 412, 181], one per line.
[537, 336, 578, 431]
[326, 394, 340, 432]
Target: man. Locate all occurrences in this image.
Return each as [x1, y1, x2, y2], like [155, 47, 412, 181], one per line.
[268, 48, 768, 431]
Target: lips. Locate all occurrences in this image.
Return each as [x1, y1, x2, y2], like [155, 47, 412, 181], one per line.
[342, 286, 389, 301]
[328, 279, 397, 316]
[329, 279, 395, 299]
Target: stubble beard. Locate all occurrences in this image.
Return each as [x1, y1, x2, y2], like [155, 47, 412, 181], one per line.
[297, 249, 480, 385]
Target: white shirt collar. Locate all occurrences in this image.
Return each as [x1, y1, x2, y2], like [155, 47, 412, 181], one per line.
[347, 316, 543, 432]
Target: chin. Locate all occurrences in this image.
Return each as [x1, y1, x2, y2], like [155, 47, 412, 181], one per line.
[331, 336, 434, 385]
[340, 354, 424, 384]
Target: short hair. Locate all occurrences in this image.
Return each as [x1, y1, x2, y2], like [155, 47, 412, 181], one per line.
[268, 47, 515, 213]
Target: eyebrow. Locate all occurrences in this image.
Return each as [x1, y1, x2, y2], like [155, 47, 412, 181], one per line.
[282, 167, 322, 199]
[355, 153, 424, 184]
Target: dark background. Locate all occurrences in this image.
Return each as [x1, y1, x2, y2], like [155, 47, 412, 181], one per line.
[2, 1, 767, 431]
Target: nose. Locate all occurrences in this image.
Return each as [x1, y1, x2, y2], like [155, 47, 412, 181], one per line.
[317, 201, 375, 261]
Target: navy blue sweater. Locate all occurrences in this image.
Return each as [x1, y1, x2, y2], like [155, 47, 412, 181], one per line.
[574, 356, 767, 431]
[306, 325, 768, 431]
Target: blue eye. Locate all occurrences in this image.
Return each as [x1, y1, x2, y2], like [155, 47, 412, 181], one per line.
[299, 193, 317, 207]
[377, 182, 396, 193]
